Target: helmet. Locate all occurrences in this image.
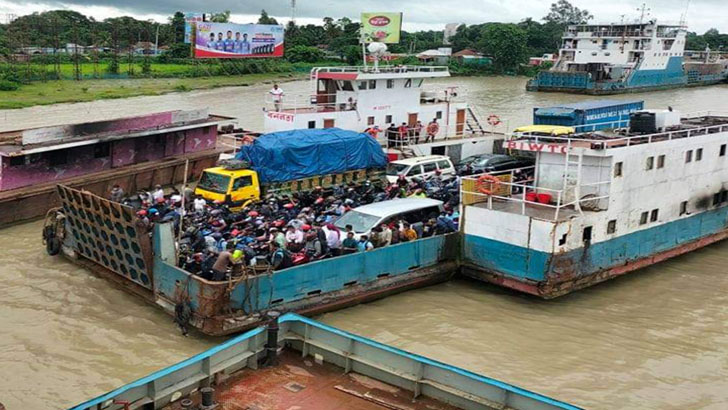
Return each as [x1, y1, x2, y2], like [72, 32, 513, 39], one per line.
[231, 229, 241, 236]
[283, 203, 295, 209]
[248, 210, 259, 217]
[148, 208, 159, 215]
[156, 196, 166, 203]
[136, 210, 147, 216]
[273, 219, 286, 228]
[232, 250, 243, 260]
[315, 197, 324, 205]
[301, 224, 311, 231]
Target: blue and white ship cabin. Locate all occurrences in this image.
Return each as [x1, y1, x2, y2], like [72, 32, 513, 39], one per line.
[263, 65, 503, 162]
[459, 110, 728, 298]
[528, 19, 695, 93]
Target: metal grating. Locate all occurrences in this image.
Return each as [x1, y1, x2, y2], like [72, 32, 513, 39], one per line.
[56, 185, 154, 289]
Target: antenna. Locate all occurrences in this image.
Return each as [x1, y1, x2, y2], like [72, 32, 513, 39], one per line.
[290, 0, 297, 24]
[637, 3, 651, 25]
[679, 0, 691, 28]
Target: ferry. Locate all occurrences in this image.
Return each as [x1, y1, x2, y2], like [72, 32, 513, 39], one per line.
[527, 19, 728, 94]
[0, 109, 233, 227]
[69, 312, 582, 410]
[460, 110, 728, 297]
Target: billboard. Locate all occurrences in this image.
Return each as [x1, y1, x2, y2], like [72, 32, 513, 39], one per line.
[194, 22, 284, 58]
[361, 12, 403, 44]
[184, 13, 206, 44]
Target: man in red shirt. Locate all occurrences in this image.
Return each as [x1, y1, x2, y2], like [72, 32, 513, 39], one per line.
[425, 119, 439, 143]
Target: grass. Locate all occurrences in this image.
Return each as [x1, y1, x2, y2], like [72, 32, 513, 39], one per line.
[0, 72, 302, 109]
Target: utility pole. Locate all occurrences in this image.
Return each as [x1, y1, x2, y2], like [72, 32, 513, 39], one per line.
[291, 0, 297, 24]
[154, 24, 160, 56]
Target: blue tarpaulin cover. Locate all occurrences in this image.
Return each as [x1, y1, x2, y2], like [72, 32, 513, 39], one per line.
[236, 128, 387, 184]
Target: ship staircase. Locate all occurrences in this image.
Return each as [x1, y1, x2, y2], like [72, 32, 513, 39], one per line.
[562, 141, 584, 214]
[466, 107, 487, 135]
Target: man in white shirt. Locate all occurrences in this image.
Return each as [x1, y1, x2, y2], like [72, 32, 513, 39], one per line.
[269, 84, 284, 111]
[193, 196, 207, 213]
[152, 184, 165, 202]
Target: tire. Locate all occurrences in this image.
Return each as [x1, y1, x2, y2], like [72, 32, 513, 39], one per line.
[46, 236, 61, 256]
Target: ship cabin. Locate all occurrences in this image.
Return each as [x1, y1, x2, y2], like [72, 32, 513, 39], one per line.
[264, 66, 500, 161]
[555, 20, 687, 81]
[0, 109, 229, 193]
[459, 111, 728, 298]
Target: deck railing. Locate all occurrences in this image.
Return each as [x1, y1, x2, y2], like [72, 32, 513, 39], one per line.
[312, 65, 450, 75]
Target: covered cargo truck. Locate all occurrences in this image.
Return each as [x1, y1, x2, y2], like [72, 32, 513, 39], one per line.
[195, 128, 388, 208]
[532, 100, 644, 132]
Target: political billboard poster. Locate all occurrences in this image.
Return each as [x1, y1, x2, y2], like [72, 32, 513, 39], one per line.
[194, 22, 284, 58]
[184, 13, 206, 44]
[361, 12, 403, 43]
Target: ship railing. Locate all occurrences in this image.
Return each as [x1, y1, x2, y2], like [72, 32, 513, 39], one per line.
[461, 173, 611, 221]
[572, 118, 631, 133]
[264, 93, 351, 114]
[384, 118, 505, 149]
[510, 116, 728, 150]
[312, 65, 450, 76]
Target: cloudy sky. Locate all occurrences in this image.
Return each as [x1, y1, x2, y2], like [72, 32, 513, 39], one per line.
[0, 0, 723, 33]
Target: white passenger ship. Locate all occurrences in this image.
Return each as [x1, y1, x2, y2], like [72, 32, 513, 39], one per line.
[459, 111, 728, 297]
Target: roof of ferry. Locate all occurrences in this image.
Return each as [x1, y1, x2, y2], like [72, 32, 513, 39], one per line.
[540, 100, 643, 111]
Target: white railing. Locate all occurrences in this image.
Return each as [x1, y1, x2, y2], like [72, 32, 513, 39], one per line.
[312, 65, 450, 76]
[264, 93, 350, 114]
[510, 116, 728, 150]
[461, 173, 611, 221]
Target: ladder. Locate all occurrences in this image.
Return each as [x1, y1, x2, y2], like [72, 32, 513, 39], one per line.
[466, 107, 486, 135]
[562, 141, 584, 213]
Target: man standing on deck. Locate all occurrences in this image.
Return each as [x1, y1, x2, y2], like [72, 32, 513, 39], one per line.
[269, 84, 284, 111]
[425, 119, 439, 143]
[109, 184, 124, 202]
[152, 184, 165, 203]
[211, 242, 238, 281]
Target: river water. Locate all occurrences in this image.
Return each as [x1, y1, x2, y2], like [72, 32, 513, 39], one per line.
[1, 77, 727, 410]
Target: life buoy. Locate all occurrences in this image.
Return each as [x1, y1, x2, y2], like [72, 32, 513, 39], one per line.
[487, 114, 501, 126]
[475, 174, 501, 195]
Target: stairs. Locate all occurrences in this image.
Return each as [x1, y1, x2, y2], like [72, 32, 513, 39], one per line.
[562, 143, 584, 213]
[466, 108, 487, 134]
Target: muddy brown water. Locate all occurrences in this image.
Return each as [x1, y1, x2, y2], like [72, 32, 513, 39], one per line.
[1, 77, 727, 409]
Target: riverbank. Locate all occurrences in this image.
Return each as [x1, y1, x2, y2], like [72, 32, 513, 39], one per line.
[0, 72, 304, 109]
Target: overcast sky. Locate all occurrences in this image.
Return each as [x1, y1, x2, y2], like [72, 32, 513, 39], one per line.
[0, 0, 723, 33]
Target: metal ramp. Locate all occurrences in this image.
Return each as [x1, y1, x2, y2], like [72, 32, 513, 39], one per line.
[466, 107, 487, 134]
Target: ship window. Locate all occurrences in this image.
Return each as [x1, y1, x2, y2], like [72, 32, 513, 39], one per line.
[650, 209, 659, 222]
[368, 80, 377, 89]
[720, 144, 726, 156]
[358, 81, 367, 90]
[340, 81, 354, 91]
[722, 191, 728, 203]
[436, 111, 442, 120]
[404, 79, 412, 88]
[582, 226, 592, 244]
[679, 201, 688, 216]
[94, 142, 110, 158]
[607, 220, 617, 234]
[367, 116, 375, 126]
[8, 156, 24, 166]
[657, 155, 665, 168]
[685, 150, 693, 163]
[307, 121, 315, 129]
[385, 115, 393, 123]
[558, 233, 567, 246]
[386, 79, 394, 89]
[47, 150, 68, 166]
[645, 156, 654, 170]
[696, 148, 703, 161]
[614, 161, 623, 177]
[639, 211, 648, 225]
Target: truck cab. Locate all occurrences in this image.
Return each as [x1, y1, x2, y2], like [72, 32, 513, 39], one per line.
[195, 167, 261, 209]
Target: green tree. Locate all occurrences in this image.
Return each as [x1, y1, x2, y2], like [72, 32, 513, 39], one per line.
[209, 11, 231, 23]
[476, 23, 528, 72]
[170, 11, 186, 44]
[285, 45, 325, 62]
[543, 0, 593, 25]
[257, 10, 279, 25]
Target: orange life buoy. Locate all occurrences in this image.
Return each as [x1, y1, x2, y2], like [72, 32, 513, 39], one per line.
[487, 114, 501, 126]
[475, 174, 501, 195]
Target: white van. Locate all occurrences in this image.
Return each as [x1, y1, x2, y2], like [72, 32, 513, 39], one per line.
[385, 155, 456, 184]
[334, 198, 444, 238]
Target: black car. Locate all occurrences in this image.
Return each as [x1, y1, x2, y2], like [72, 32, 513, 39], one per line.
[456, 154, 534, 176]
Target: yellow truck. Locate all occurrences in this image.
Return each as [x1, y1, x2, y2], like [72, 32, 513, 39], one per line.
[194, 128, 388, 209]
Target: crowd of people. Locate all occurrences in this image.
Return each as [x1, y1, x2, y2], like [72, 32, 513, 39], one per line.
[114, 174, 460, 283]
[364, 118, 441, 148]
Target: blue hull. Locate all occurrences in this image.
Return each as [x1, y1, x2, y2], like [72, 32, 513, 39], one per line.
[462, 207, 728, 297]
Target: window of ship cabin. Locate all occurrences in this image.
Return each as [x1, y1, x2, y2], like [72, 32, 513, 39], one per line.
[358, 81, 367, 90]
[582, 226, 592, 244]
[308, 121, 316, 129]
[614, 161, 623, 177]
[367, 116, 375, 126]
[645, 156, 654, 170]
[94, 142, 110, 158]
[404, 79, 412, 88]
[685, 150, 693, 163]
[386, 79, 395, 89]
[385, 115, 393, 123]
[722, 191, 728, 203]
[696, 148, 703, 161]
[436, 111, 442, 120]
[679, 201, 688, 216]
[720, 144, 726, 157]
[607, 220, 617, 234]
[713, 192, 721, 206]
[337, 81, 354, 91]
[368, 80, 377, 89]
[657, 155, 665, 169]
[47, 150, 68, 166]
[8, 156, 24, 167]
[639, 211, 648, 225]
[650, 209, 659, 222]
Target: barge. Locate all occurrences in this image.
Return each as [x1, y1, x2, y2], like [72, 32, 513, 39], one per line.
[460, 111, 728, 297]
[69, 312, 582, 410]
[527, 19, 728, 94]
[0, 109, 232, 227]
